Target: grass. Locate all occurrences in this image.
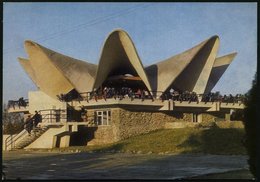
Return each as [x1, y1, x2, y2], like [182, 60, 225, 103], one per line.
[46, 127, 246, 155]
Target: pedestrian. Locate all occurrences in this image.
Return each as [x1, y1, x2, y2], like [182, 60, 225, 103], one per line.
[128, 88, 134, 101]
[170, 88, 174, 99]
[24, 115, 33, 136]
[103, 87, 107, 101]
[18, 97, 26, 108]
[93, 88, 98, 101]
[32, 111, 42, 128]
[136, 89, 142, 99]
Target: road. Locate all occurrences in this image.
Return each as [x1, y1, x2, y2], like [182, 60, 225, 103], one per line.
[2, 150, 249, 180]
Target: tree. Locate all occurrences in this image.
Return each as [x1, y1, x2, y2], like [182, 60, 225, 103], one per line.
[2, 104, 24, 135]
[243, 72, 257, 178]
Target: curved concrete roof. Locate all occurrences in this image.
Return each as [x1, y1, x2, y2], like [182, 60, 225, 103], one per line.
[23, 41, 98, 98]
[19, 29, 236, 99]
[93, 29, 152, 91]
[36, 43, 97, 93]
[145, 36, 212, 93]
[24, 41, 75, 98]
[146, 36, 219, 94]
[18, 57, 40, 88]
[171, 36, 220, 94]
[204, 52, 237, 93]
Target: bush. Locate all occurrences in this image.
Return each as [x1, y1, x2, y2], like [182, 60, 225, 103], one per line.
[2, 105, 24, 135]
[216, 121, 244, 129]
[196, 120, 218, 129]
[243, 73, 257, 177]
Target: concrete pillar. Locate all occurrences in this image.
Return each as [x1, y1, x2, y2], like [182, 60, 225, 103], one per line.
[52, 136, 57, 148]
[197, 114, 202, 123]
[64, 123, 69, 131]
[192, 113, 197, 122]
[72, 124, 78, 132]
[60, 135, 70, 148]
[225, 113, 231, 121]
[168, 100, 174, 110]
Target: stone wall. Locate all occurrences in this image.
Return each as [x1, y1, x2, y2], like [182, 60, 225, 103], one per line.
[86, 108, 119, 145]
[85, 108, 195, 145]
[116, 109, 165, 140]
[87, 126, 116, 145]
[201, 112, 226, 122]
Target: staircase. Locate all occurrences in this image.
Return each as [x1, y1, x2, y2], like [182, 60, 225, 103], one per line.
[13, 126, 49, 149]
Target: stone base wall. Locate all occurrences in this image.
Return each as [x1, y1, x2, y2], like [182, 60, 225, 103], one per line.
[85, 108, 196, 145]
[84, 108, 232, 145]
[201, 112, 226, 122]
[86, 110, 95, 126]
[87, 126, 116, 145]
[116, 109, 165, 140]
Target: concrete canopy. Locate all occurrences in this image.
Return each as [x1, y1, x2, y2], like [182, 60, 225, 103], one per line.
[22, 41, 98, 99]
[24, 41, 75, 98]
[170, 36, 220, 94]
[145, 36, 212, 94]
[145, 36, 220, 95]
[18, 57, 40, 88]
[93, 29, 152, 91]
[37, 44, 97, 93]
[204, 52, 237, 94]
[19, 29, 236, 99]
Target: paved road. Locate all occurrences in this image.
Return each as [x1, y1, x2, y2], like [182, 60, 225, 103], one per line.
[3, 150, 249, 180]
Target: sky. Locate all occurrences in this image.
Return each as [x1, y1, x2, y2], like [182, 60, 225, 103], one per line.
[3, 2, 257, 103]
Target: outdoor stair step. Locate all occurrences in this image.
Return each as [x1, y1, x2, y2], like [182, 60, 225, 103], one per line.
[11, 126, 49, 150]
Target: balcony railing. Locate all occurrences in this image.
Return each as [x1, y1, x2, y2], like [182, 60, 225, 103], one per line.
[39, 109, 67, 124]
[7, 98, 29, 110]
[57, 89, 247, 105]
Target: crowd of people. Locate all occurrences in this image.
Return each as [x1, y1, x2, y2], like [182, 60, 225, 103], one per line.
[57, 87, 152, 102]
[161, 89, 199, 103]
[162, 89, 247, 104]
[91, 87, 152, 101]
[7, 97, 28, 109]
[57, 86, 247, 104]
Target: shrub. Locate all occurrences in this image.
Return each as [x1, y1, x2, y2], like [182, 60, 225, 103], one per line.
[2, 105, 24, 135]
[243, 72, 257, 177]
[216, 121, 244, 129]
[197, 120, 218, 129]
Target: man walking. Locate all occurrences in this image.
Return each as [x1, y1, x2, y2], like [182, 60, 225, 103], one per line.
[24, 115, 33, 136]
[32, 111, 42, 128]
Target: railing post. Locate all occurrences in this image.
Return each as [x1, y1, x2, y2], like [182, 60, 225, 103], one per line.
[10, 135, 13, 150]
[50, 110, 52, 123]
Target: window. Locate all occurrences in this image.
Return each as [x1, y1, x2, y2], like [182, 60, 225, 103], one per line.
[95, 110, 111, 126]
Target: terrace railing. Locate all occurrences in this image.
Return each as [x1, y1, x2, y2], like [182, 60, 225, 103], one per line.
[57, 89, 247, 105]
[7, 99, 29, 111]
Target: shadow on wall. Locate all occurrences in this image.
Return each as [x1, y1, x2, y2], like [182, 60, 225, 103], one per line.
[145, 64, 158, 96]
[67, 105, 83, 122]
[164, 111, 184, 119]
[70, 126, 98, 146]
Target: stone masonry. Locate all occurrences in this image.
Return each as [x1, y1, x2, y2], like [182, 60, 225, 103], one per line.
[86, 108, 197, 145]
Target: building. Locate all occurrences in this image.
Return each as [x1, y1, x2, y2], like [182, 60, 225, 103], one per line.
[4, 29, 244, 150]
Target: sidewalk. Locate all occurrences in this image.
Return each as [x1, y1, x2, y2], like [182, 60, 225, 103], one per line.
[3, 150, 249, 180]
